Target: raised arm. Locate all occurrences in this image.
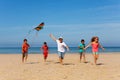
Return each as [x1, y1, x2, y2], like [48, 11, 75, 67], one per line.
[99, 43, 105, 51]
[49, 34, 57, 41]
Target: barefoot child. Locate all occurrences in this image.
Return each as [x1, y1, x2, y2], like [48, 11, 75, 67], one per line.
[78, 39, 86, 63]
[85, 36, 104, 65]
[49, 34, 69, 64]
[41, 42, 49, 62]
[22, 39, 30, 63]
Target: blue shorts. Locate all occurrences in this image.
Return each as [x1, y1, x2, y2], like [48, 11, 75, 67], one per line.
[79, 49, 84, 53]
[58, 51, 65, 59]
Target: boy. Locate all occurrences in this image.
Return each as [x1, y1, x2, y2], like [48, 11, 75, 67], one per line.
[49, 34, 69, 64]
[22, 39, 30, 63]
[41, 42, 49, 62]
[78, 39, 86, 63]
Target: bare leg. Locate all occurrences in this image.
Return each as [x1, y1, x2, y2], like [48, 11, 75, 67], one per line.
[93, 54, 99, 65]
[94, 55, 97, 65]
[92, 54, 97, 65]
[22, 56, 24, 63]
[83, 53, 86, 63]
[80, 53, 82, 62]
[59, 58, 63, 64]
[95, 54, 99, 64]
[25, 53, 28, 62]
[22, 53, 25, 63]
[44, 56, 47, 62]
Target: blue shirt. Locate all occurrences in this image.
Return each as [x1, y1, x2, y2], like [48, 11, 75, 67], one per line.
[79, 43, 85, 53]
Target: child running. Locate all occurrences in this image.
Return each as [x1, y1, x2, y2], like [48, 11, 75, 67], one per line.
[85, 36, 104, 65]
[22, 39, 30, 63]
[41, 42, 49, 62]
[78, 39, 86, 63]
[49, 34, 69, 64]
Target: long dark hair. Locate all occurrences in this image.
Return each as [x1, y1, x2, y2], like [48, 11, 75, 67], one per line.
[91, 36, 99, 42]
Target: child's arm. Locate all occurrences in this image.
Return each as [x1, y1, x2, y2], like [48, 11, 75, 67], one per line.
[84, 43, 91, 50]
[40, 47, 43, 51]
[78, 44, 81, 49]
[78, 46, 80, 49]
[22, 44, 24, 53]
[28, 44, 30, 48]
[99, 43, 105, 51]
[63, 42, 70, 51]
[66, 46, 70, 51]
[49, 34, 57, 41]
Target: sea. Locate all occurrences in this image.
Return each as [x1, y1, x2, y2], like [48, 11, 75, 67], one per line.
[0, 47, 120, 54]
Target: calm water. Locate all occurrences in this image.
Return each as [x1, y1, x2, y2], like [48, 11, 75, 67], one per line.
[0, 47, 120, 54]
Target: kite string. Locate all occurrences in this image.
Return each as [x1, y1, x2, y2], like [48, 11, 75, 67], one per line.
[24, 29, 34, 39]
[30, 32, 40, 52]
[36, 31, 39, 37]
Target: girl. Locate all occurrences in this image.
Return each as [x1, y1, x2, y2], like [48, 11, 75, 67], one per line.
[85, 36, 104, 65]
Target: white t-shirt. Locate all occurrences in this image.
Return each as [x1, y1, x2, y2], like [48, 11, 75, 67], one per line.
[56, 40, 67, 52]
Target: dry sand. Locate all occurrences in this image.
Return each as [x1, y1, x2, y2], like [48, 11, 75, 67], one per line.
[0, 53, 120, 80]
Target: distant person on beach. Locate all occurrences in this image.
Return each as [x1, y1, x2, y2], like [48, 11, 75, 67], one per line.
[41, 42, 49, 62]
[78, 39, 86, 63]
[49, 34, 69, 64]
[85, 36, 104, 65]
[22, 39, 30, 63]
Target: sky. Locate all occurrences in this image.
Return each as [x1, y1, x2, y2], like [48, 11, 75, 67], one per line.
[0, 0, 120, 47]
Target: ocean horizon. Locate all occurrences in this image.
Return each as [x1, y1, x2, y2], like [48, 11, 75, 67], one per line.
[0, 46, 120, 54]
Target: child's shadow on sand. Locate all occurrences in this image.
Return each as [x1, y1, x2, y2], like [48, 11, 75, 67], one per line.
[46, 60, 54, 63]
[96, 63, 104, 65]
[54, 62, 75, 65]
[63, 63, 75, 65]
[54, 62, 60, 64]
[26, 62, 40, 64]
[83, 61, 90, 64]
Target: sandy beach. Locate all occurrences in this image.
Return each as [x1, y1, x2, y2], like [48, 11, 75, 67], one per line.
[0, 53, 120, 80]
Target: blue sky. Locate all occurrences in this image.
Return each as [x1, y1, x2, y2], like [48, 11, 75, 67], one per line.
[0, 0, 120, 47]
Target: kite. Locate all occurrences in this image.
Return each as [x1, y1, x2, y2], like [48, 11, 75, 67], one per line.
[34, 22, 44, 31]
[25, 22, 44, 38]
